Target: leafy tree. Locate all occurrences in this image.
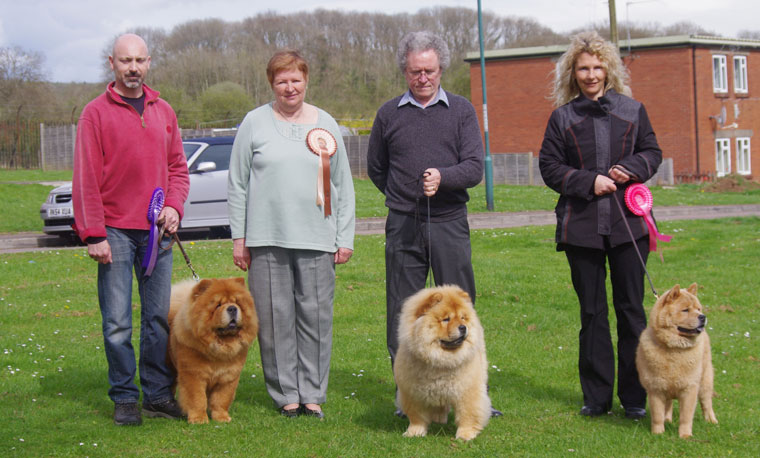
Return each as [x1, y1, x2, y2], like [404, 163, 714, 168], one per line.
[198, 81, 253, 125]
[0, 46, 49, 120]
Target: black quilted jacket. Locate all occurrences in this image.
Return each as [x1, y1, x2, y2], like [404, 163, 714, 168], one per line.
[539, 90, 663, 250]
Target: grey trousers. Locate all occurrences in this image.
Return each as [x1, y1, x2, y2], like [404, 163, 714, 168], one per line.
[248, 246, 335, 408]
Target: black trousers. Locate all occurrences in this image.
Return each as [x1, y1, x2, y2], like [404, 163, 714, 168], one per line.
[564, 237, 649, 410]
[384, 209, 476, 365]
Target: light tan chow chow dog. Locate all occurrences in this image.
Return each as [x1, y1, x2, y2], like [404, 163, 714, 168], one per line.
[168, 278, 258, 424]
[636, 283, 718, 438]
[394, 285, 491, 441]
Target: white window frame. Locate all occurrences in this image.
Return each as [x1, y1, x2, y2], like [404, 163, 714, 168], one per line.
[715, 138, 731, 177]
[734, 55, 748, 93]
[736, 137, 751, 175]
[713, 55, 728, 93]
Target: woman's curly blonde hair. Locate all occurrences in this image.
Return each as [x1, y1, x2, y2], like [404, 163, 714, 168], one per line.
[551, 31, 631, 107]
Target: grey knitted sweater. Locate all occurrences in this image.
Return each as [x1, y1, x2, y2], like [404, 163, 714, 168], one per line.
[367, 90, 484, 221]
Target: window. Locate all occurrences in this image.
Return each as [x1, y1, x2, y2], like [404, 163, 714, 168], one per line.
[715, 138, 731, 176]
[734, 55, 748, 93]
[713, 55, 728, 93]
[736, 137, 751, 175]
[190, 144, 232, 172]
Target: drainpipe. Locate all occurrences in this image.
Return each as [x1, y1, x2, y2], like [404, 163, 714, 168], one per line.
[692, 45, 701, 175]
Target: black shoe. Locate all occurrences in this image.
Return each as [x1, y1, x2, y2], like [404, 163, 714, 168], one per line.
[142, 398, 185, 420]
[624, 407, 646, 419]
[580, 405, 608, 417]
[394, 409, 407, 419]
[114, 403, 142, 426]
[301, 405, 325, 419]
[279, 405, 300, 418]
[490, 407, 503, 417]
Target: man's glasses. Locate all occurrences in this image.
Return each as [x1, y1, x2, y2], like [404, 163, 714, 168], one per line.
[406, 68, 440, 80]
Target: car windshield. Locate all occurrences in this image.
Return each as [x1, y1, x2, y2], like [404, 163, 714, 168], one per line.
[183, 143, 202, 161]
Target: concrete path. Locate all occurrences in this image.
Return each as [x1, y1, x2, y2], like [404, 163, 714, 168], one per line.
[356, 204, 760, 235]
[3, 204, 759, 253]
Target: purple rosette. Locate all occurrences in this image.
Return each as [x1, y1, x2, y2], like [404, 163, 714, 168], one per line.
[141, 187, 165, 276]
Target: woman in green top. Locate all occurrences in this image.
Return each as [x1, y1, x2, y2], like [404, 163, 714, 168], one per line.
[227, 50, 355, 419]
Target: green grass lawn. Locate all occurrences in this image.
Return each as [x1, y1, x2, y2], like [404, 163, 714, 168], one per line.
[1, 217, 759, 456]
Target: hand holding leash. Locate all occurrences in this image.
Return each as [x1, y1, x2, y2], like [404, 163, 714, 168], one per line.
[422, 168, 440, 197]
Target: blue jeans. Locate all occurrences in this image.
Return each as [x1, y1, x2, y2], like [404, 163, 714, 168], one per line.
[98, 227, 174, 404]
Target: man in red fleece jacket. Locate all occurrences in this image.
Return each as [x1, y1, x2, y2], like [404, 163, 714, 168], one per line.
[72, 33, 189, 426]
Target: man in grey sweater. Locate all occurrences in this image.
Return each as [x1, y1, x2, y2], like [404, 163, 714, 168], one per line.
[368, 31, 499, 417]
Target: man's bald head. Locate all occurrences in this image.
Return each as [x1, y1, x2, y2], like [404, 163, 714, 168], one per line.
[109, 33, 151, 98]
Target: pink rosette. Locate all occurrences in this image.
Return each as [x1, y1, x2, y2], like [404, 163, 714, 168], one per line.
[624, 183, 671, 251]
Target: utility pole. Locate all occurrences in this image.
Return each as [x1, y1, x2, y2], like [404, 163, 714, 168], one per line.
[608, 0, 619, 49]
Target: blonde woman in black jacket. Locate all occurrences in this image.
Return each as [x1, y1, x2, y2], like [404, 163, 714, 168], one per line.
[539, 31, 662, 420]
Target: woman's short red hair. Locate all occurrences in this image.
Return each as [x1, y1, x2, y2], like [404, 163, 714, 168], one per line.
[266, 50, 309, 86]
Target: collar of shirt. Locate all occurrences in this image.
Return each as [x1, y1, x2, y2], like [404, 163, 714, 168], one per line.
[398, 87, 449, 109]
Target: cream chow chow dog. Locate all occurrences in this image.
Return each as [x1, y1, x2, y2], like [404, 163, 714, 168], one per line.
[393, 285, 491, 441]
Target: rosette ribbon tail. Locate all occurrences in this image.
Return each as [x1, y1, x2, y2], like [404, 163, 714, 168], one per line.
[141, 187, 165, 277]
[320, 148, 331, 216]
[642, 210, 672, 252]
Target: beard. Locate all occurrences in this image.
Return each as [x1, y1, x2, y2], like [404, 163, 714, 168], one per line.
[118, 72, 144, 89]
[123, 76, 143, 89]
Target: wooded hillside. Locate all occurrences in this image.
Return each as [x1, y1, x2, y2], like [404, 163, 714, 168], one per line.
[2, 7, 722, 128]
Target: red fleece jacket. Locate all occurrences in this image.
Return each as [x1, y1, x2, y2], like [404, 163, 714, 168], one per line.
[72, 82, 189, 242]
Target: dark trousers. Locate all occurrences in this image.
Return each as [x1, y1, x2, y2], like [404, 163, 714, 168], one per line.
[564, 237, 649, 410]
[385, 209, 476, 365]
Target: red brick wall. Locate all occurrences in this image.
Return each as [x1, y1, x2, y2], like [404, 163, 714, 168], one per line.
[470, 44, 760, 181]
[469, 57, 555, 155]
[625, 48, 696, 176]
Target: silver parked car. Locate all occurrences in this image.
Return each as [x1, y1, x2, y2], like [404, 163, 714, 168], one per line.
[40, 136, 236, 238]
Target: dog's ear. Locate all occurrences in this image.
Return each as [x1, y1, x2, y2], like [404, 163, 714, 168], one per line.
[192, 279, 213, 299]
[665, 284, 682, 302]
[457, 289, 471, 302]
[414, 292, 443, 319]
[686, 283, 698, 295]
[233, 277, 246, 287]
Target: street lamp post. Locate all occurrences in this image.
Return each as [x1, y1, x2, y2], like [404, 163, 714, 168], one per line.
[477, 0, 494, 211]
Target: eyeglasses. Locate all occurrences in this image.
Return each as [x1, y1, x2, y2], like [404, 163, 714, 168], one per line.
[406, 68, 440, 80]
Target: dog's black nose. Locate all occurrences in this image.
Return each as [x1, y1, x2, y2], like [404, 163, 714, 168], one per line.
[458, 325, 467, 334]
[698, 314, 706, 325]
[227, 306, 238, 317]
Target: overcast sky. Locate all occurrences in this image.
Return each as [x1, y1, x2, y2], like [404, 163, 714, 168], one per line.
[0, 0, 756, 83]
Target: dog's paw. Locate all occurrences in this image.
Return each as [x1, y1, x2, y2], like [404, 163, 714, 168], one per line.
[651, 423, 665, 434]
[455, 427, 480, 441]
[704, 410, 718, 424]
[212, 411, 232, 422]
[188, 413, 209, 424]
[403, 424, 427, 437]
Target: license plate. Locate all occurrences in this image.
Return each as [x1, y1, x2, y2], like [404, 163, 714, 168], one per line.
[47, 207, 72, 217]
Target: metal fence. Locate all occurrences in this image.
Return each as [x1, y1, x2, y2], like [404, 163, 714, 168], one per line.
[4, 122, 675, 185]
[0, 120, 41, 168]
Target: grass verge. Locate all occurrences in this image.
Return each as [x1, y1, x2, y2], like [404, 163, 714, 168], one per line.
[1, 217, 759, 456]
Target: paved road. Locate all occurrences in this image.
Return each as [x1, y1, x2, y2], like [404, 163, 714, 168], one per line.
[4, 204, 758, 254]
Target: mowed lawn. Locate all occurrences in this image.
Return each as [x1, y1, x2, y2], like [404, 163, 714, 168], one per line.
[1, 215, 759, 456]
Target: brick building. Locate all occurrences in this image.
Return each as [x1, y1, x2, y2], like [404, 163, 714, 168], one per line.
[466, 35, 760, 182]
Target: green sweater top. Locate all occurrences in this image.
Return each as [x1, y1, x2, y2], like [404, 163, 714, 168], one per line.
[227, 103, 355, 252]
